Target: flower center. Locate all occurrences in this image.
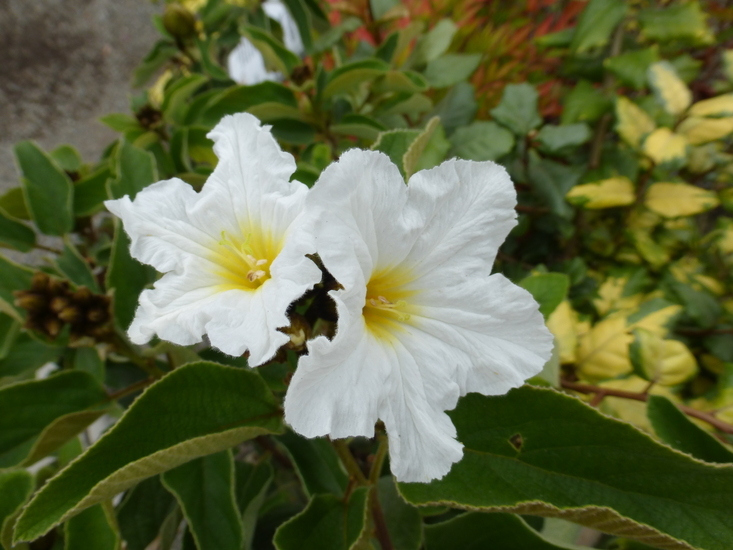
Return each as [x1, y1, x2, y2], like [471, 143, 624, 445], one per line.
[364, 295, 411, 322]
[362, 268, 417, 338]
[214, 231, 275, 290]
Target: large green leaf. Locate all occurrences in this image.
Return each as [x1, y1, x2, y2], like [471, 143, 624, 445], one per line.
[536, 124, 592, 155]
[424, 53, 481, 88]
[527, 152, 584, 220]
[14, 141, 74, 236]
[491, 83, 542, 136]
[0, 370, 109, 469]
[378, 476, 423, 550]
[604, 48, 660, 90]
[570, 0, 626, 53]
[55, 239, 99, 292]
[117, 476, 175, 550]
[638, 2, 713, 45]
[243, 26, 300, 76]
[424, 512, 579, 550]
[14, 361, 282, 543]
[235, 461, 274, 550]
[0, 469, 33, 549]
[273, 488, 369, 550]
[106, 219, 155, 331]
[0, 333, 61, 381]
[407, 19, 457, 68]
[430, 82, 477, 134]
[162, 451, 243, 550]
[107, 140, 158, 201]
[74, 165, 113, 217]
[647, 395, 733, 464]
[65, 504, 119, 550]
[399, 386, 733, 550]
[276, 431, 348, 497]
[200, 83, 298, 127]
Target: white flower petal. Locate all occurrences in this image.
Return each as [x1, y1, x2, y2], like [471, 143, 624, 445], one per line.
[106, 113, 319, 365]
[286, 149, 551, 482]
[227, 38, 281, 85]
[262, 0, 304, 56]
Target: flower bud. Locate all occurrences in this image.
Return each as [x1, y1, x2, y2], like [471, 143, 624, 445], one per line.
[163, 4, 197, 40]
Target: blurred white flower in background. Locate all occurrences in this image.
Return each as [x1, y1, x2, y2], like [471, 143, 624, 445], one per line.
[227, 0, 304, 84]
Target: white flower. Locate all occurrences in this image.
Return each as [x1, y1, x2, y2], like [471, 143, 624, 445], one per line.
[104, 113, 320, 366]
[284, 150, 553, 482]
[228, 0, 304, 85]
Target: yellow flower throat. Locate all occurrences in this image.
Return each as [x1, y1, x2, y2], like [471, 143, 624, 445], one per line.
[214, 231, 278, 291]
[363, 268, 416, 337]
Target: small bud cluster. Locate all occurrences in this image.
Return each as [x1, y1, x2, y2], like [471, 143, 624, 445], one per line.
[13, 273, 112, 342]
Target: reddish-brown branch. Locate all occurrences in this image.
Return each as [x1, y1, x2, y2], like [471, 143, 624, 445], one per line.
[561, 379, 733, 435]
[106, 377, 155, 401]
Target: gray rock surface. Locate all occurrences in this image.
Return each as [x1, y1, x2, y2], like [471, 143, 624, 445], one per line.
[0, 0, 161, 192]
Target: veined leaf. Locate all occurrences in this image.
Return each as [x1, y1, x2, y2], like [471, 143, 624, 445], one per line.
[273, 487, 370, 550]
[648, 62, 692, 116]
[546, 301, 579, 365]
[322, 59, 390, 100]
[576, 316, 633, 380]
[399, 386, 733, 550]
[14, 361, 282, 543]
[677, 116, 733, 145]
[689, 94, 733, 117]
[616, 97, 656, 149]
[642, 128, 688, 167]
[566, 177, 635, 209]
[570, 0, 626, 53]
[449, 121, 514, 162]
[630, 328, 697, 386]
[644, 182, 719, 218]
[490, 83, 542, 136]
[647, 395, 733, 464]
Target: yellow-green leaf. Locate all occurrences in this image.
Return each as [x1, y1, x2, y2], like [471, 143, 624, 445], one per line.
[615, 96, 655, 148]
[566, 177, 635, 209]
[644, 182, 720, 217]
[546, 301, 578, 364]
[576, 316, 633, 380]
[688, 93, 733, 117]
[647, 61, 692, 116]
[677, 116, 733, 145]
[642, 128, 688, 165]
[630, 328, 697, 386]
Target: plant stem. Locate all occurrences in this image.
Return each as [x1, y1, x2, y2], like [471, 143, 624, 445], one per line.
[369, 435, 389, 484]
[332, 439, 368, 485]
[370, 490, 394, 550]
[561, 379, 733, 435]
[34, 243, 63, 254]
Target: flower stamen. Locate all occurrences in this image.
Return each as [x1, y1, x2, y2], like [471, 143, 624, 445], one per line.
[218, 231, 270, 285]
[365, 295, 410, 321]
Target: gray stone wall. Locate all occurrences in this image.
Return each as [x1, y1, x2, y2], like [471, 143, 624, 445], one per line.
[0, 0, 161, 192]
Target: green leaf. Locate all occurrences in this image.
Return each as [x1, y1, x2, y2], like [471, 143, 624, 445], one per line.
[161, 74, 209, 125]
[73, 347, 105, 383]
[638, 1, 713, 45]
[323, 59, 390, 100]
[270, 119, 316, 145]
[277, 431, 347, 497]
[74, 165, 113, 217]
[0, 187, 30, 220]
[372, 71, 429, 94]
[570, 0, 626, 53]
[235, 461, 274, 550]
[604, 47, 660, 90]
[536, 124, 592, 154]
[372, 129, 421, 177]
[449, 121, 514, 161]
[0, 333, 60, 381]
[430, 82, 477, 134]
[0, 370, 109, 469]
[14, 141, 74, 236]
[424, 53, 481, 88]
[425, 512, 580, 550]
[491, 83, 542, 136]
[0, 313, 19, 362]
[312, 17, 362, 54]
[200, 83, 298, 127]
[519, 273, 570, 319]
[0, 254, 33, 320]
[408, 19, 457, 68]
[106, 219, 155, 331]
[162, 451, 243, 550]
[117, 476, 176, 550]
[99, 114, 143, 134]
[55, 240, 99, 292]
[14, 361, 282, 543]
[107, 140, 158, 201]
[647, 61, 692, 117]
[50, 145, 83, 174]
[403, 117, 450, 178]
[242, 26, 300, 76]
[0, 207, 35, 252]
[647, 395, 733, 464]
[378, 476, 423, 550]
[399, 386, 733, 550]
[65, 504, 119, 550]
[561, 80, 611, 125]
[0, 469, 33, 548]
[370, 0, 398, 20]
[331, 114, 387, 141]
[527, 152, 584, 219]
[273, 487, 369, 550]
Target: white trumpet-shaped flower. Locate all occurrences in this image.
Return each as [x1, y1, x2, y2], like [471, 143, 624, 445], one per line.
[284, 150, 553, 482]
[104, 113, 320, 366]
